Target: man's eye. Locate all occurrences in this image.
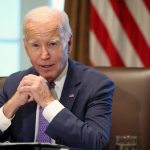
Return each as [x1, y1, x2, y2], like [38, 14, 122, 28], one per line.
[31, 43, 40, 48]
[48, 42, 57, 47]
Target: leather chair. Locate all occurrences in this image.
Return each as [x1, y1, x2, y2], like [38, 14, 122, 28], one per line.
[0, 77, 5, 89]
[1, 67, 150, 150]
[96, 67, 150, 150]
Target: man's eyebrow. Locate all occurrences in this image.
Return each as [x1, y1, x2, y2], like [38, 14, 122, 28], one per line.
[28, 40, 38, 44]
[48, 38, 60, 42]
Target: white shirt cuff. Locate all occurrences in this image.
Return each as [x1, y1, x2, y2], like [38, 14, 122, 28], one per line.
[0, 106, 11, 132]
[43, 100, 64, 123]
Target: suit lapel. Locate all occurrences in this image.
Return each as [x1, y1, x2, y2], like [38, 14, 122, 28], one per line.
[60, 60, 82, 110]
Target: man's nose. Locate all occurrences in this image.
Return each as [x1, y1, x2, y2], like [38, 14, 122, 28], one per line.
[40, 46, 50, 59]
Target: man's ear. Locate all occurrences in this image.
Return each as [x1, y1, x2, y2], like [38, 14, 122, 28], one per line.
[23, 38, 29, 57]
[67, 35, 72, 54]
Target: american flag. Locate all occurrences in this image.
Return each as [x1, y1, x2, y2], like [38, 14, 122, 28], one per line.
[90, 0, 150, 67]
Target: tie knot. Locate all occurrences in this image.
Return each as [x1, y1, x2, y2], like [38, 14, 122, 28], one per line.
[47, 81, 55, 89]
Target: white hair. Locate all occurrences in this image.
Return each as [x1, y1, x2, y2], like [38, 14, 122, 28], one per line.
[23, 6, 72, 41]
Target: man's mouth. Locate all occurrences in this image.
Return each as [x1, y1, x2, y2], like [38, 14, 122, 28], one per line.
[40, 64, 54, 69]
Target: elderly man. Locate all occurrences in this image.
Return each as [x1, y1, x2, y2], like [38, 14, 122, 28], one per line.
[0, 6, 114, 150]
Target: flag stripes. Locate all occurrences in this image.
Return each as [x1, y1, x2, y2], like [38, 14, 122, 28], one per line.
[90, 3, 125, 66]
[90, 0, 150, 67]
[143, 0, 150, 12]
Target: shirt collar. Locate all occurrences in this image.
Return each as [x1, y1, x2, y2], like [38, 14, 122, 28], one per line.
[54, 61, 68, 91]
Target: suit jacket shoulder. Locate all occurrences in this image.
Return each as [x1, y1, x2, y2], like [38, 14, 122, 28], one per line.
[67, 60, 113, 90]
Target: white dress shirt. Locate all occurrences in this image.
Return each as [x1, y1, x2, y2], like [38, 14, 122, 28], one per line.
[0, 62, 68, 140]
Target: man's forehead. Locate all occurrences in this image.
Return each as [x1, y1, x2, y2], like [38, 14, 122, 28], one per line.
[24, 21, 62, 39]
[26, 20, 60, 31]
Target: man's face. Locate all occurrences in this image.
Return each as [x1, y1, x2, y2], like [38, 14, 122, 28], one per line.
[24, 21, 71, 81]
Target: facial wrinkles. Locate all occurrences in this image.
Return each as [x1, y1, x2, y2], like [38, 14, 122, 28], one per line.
[27, 30, 60, 42]
[25, 21, 64, 41]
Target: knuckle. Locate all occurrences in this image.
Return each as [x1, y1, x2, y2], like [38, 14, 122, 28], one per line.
[39, 76, 44, 81]
[33, 83, 41, 91]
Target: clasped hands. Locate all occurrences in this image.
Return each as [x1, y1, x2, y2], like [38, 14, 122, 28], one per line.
[16, 74, 55, 108]
[3, 74, 54, 119]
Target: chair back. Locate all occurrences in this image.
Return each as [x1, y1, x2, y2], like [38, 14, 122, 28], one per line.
[0, 77, 5, 89]
[96, 67, 150, 150]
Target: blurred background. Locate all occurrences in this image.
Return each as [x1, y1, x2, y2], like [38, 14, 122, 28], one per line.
[0, 0, 150, 76]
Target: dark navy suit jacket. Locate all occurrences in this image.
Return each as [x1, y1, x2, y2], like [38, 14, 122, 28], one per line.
[0, 60, 114, 150]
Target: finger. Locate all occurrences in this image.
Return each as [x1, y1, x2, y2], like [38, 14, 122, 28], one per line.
[19, 86, 32, 93]
[20, 79, 34, 87]
[25, 74, 44, 83]
[19, 74, 39, 88]
[17, 79, 32, 91]
[20, 75, 47, 89]
[28, 95, 34, 102]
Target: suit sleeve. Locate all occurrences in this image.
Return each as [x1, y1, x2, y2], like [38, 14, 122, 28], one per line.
[46, 78, 114, 150]
[0, 78, 12, 141]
